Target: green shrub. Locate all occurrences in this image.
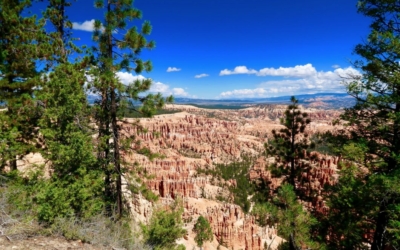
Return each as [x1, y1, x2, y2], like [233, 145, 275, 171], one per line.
[193, 216, 213, 248]
[251, 202, 278, 227]
[1, 177, 149, 249]
[35, 172, 104, 223]
[142, 200, 187, 250]
[197, 156, 268, 212]
[3, 167, 104, 224]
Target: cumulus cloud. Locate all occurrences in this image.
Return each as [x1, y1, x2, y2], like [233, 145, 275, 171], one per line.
[333, 67, 361, 79]
[116, 72, 146, 85]
[219, 66, 257, 76]
[220, 84, 304, 98]
[172, 88, 189, 96]
[220, 64, 318, 78]
[220, 88, 267, 98]
[257, 64, 317, 77]
[148, 82, 190, 97]
[332, 64, 341, 69]
[72, 19, 100, 32]
[218, 66, 361, 98]
[166, 67, 181, 72]
[114, 72, 191, 97]
[149, 81, 169, 93]
[194, 73, 209, 78]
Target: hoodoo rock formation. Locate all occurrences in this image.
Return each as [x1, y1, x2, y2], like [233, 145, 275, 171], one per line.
[2, 104, 340, 250]
[180, 198, 282, 250]
[249, 154, 340, 214]
[120, 104, 340, 249]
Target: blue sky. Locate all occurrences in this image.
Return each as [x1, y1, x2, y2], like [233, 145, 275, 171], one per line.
[35, 0, 370, 99]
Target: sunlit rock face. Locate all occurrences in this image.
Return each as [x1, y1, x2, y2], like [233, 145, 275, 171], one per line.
[121, 104, 341, 249]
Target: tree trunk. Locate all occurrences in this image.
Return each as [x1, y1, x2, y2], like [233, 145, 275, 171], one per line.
[107, 0, 122, 219]
[290, 114, 296, 189]
[111, 88, 122, 218]
[101, 93, 112, 216]
[289, 233, 300, 250]
[10, 156, 17, 171]
[371, 201, 389, 250]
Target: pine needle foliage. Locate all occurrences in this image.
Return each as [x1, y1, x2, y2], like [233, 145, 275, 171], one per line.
[265, 96, 314, 195]
[325, 1, 400, 249]
[0, 0, 47, 170]
[317, 164, 374, 249]
[142, 200, 186, 250]
[34, 0, 103, 222]
[196, 156, 267, 213]
[271, 184, 323, 250]
[193, 215, 213, 249]
[90, 0, 173, 218]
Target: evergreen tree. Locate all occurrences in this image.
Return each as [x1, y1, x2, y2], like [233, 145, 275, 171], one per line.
[37, 61, 103, 221]
[35, 0, 103, 221]
[265, 96, 313, 196]
[267, 184, 322, 250]
[318, 163, 374, 249]
[332, 0, 400, 248]
[193, 215, 213, 249]
[142, 200, 187, 250]
[91, 0, 172, 218]
[0, 0, 46, 170]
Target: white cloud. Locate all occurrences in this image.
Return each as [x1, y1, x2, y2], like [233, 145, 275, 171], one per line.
[257, 64, 317, 77]
[334, 67, 361, 79]
[220, 88, 267, 98]
[218, 66, 361, 98]
[150, 81, 170, 93]
[219, 64, 317, 78]
[219, 66, 257, 76]
[194, 73, 209, 78]
[166, 67, 181, 72]
[332, 64, 341, 69]
[172, 88, 189, 96]
[114, 71, 192, 97]
[149, 82, 190, 97]
[72, 19, 100, 32]
[220, 85, 304, 98]
[116, 72, 146, 85]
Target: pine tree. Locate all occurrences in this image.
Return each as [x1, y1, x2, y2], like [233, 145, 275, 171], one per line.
[268, 184, 322, 250]
[265, 96, 313, 196]
[0, 0, 47, 170]
[91, 0, 172, 218]
[34, 0, 103, 221]
[142, 200, 187, 250]
[193, 216, 213, 249]
[318, 162, 374, 249]
[334, 1, 400, 249]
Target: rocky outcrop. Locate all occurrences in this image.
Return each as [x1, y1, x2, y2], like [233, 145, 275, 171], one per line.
[180, 198, 282, 250]
[120, 104, 340, 249]
[122, 114, 263, 164]
[249, 153, 340, 214]
[164, 104, 341, 124]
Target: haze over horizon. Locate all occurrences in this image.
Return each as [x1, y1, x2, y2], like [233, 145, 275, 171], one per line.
[34, 0, 371, 99]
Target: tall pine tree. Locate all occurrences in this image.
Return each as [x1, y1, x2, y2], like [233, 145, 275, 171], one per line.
[91, 0, 172, 218]
[0, 0, 47, 170]
[35, 0, 103, 222]
[327, 0, 400, 248]
[265, 96, 313, 197]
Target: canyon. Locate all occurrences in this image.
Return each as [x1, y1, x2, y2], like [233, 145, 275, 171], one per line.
[122, 103, 341, 250]
[5, 103, 342, 249]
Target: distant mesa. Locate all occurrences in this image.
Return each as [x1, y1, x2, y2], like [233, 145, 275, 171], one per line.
[173, 93, 354, 110]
